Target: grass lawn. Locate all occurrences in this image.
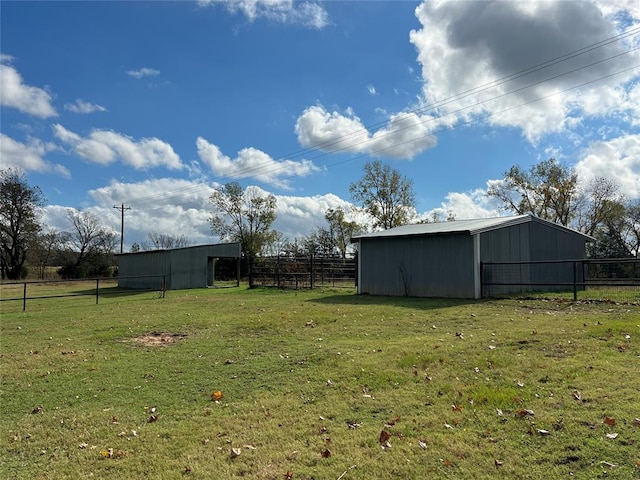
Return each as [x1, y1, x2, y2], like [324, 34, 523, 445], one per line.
[1, 286, 639, 479]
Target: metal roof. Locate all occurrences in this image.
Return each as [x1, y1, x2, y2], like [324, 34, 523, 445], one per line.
[351, 214, 595, 241]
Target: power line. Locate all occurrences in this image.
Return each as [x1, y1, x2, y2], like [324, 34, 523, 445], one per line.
[119, 27, 640, 209]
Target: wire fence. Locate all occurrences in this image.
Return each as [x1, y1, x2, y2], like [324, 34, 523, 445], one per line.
[0, 275, 166, 312]
[481, 258, 640, 303]
[252, 255, 356, 289]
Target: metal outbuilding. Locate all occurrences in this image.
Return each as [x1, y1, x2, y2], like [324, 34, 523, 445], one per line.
[351, 215, 593, 299]
[116, 243, 241, 291]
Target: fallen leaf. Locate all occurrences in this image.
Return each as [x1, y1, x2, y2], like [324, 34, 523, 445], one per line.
[184, 466, 192, 474]
[284, 471, 294, 480]
[516, 409, 535, 417]
[443, 459, 453, 467]
[230, 447, 241, 458]
[321, 449, 331, 458]
[78, 442, 88, 449]
[243, 444, 257, 450]
[381, 440, 392, 450]
[604, 416, 616, 426]
[537, 429, 550, 435]
[632, 418, 640, 427]
[379, 430, 391, 444]
[212, 391, 223, 401]
[444, 423, 453, 429]
[385, 415, 400, 427]
[600, 461, 617, 468]
[496, 408, 503, 417]
[572, 390, 582, 401]
[452, 404, 463, 412]
[494, 459, 503, 467]
[31, 406, 44, 414]
[418, 440, 427, 449]
[101, 448, 114, 458]
[606, 433, 618, 439]
[148, 415, 158, 423]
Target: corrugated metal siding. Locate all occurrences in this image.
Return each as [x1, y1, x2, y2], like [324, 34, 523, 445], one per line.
[117, 243, 240, 290]
[359, 233, 475, 298]
[480, 222, 588, 294]
[118, 250, 169, 289]
[528, 222, 587, 261]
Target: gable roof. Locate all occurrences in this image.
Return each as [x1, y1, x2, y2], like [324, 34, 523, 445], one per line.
[351, 214, 594, 241]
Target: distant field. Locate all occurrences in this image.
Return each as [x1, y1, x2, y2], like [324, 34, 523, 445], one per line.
[1, 286, 638, 479]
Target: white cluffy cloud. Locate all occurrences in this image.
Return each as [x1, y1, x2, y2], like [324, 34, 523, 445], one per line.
[0, 133, 69, 177]
[295, 105, 438, 160]
[196, 136, 321, 189]
[409, 0, 640, 144]
[53, 124, 183, 170]
[576, 133, 640, 198]
[199, 0, 330, 29]
[126, 67, 160, 79]
[0, 57, 57, 118]
[64, 99, 107, 114]
[41, 178, 357, 249]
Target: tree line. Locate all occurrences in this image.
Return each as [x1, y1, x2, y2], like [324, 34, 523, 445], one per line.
[2, 158, 638, 281]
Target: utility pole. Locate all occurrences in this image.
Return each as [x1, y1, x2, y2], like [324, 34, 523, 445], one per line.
[113, 204, 131, 254]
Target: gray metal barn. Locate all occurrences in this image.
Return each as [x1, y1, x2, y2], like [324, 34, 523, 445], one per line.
[351, 215, 593, 299]
[116, 243, 241, 291]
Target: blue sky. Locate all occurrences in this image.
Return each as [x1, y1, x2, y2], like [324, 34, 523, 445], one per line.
[2, 0, 639, 249]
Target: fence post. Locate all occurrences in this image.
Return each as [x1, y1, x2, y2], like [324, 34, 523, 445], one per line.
[572, 261, 577, 301]
[310, 254, 314, 289]
[23, 282, 27, 311]
[96, 278, 100, 304]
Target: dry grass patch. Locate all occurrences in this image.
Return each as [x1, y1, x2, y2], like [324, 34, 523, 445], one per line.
[128, 331, 187, 347]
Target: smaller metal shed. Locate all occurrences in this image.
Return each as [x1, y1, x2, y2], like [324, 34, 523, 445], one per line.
[116, 243, 241, 291]
[351, 215, 593, 299]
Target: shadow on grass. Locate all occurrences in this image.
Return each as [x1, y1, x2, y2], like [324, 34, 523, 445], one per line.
[71, 286, 164, 299]
[307, 292, 481, 310]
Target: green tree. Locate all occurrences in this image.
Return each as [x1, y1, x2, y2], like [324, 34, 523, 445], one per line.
[488, 158, 578, 226]
[209, 182, 277, 286]
[349, 160, 416, 230]
[324, 207, 365, 258]
[0, 168, 45, 279]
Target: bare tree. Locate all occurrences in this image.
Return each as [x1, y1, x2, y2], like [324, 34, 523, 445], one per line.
[30, 228, 65, 279]
[59, 209, 118, 278]
[143, 231, 191, 250]
[575, 177, 625, 236]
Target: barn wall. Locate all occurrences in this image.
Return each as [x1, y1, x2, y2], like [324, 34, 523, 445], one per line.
[528, 222, 588, 261]
[480, 221, 588, 294]
[358, 233, 475, 298]
[117, 243, 241, 290]
[117, 250, 169, 290]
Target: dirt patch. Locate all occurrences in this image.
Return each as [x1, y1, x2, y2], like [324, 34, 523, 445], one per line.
[130, 332, 187, 347]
